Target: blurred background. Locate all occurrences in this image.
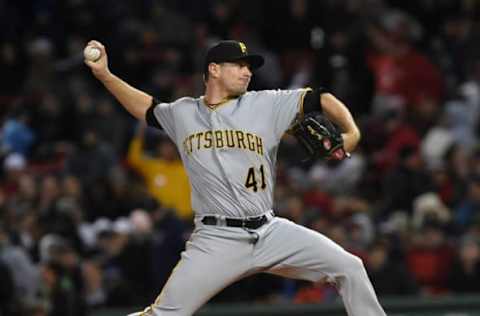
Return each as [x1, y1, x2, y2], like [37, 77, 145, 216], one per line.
[1, 0, 480, 315]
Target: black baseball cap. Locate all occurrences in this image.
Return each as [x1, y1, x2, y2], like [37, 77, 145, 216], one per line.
[204, 40, 264, 74]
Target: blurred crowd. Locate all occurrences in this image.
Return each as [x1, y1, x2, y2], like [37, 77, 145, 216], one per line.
[2, 0, 480, 315]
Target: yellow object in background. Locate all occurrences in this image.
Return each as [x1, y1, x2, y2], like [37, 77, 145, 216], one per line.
[127, 137, 192, 220]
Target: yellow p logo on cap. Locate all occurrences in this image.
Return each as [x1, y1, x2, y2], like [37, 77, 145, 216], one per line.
[239, 42, 247, 53]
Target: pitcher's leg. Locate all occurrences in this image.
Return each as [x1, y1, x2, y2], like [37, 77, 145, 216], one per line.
[257, 218, 386, 316]
[138, 228, 253, 316]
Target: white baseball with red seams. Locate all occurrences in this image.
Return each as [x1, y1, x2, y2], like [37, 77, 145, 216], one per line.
[83, 45, 101, 62]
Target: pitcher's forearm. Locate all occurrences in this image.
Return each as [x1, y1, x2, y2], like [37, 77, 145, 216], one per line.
[101, 73, 152, 121]
[341, 131, 361, 153]
[321, 93, 361, 152]
[84, 40, 153, 121]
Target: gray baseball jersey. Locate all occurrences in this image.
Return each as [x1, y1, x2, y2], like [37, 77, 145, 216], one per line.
[149, 89, 308, 217]
[138, 89, 386, 316]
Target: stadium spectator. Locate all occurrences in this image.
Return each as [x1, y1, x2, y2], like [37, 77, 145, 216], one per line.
[127, 124, 192, 220]
[447, 236, 480, 293]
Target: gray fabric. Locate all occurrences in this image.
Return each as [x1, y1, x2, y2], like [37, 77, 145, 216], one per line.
[148, 217, 386, 316]
[150, 90, 307, 217]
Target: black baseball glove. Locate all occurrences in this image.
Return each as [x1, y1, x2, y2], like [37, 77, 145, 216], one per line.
[290, 112, 349, 161]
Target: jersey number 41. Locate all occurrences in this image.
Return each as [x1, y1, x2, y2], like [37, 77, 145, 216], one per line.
[245, 165, 266, 192]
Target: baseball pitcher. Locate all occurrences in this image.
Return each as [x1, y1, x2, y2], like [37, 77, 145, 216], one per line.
[85, 39, 386, 316]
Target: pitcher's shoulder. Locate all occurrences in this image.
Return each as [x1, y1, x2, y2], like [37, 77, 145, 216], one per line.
[171, 96, 198, 106]
[243, 90, 281, 98]
[242, 89, 286, 102]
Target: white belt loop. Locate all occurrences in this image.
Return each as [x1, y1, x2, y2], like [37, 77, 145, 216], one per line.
[266, 210, 275, 221]
[219, 215, 226, 226]
[194, 216, 203, 226]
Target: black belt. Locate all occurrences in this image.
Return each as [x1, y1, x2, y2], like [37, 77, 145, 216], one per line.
[201, 214, 269, 229]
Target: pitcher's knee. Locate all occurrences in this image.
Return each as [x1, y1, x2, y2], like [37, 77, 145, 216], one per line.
[342, 253, 366, 276]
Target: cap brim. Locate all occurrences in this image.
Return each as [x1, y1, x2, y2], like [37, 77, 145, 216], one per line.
[231, 54, 265, 70]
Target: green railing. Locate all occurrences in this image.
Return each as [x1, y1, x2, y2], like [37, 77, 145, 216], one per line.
[92, 294, 480, 316]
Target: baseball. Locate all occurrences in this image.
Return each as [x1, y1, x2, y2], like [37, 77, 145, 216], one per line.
[83, 45, 101, 62]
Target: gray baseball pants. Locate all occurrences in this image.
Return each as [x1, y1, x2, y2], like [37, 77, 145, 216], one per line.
[142, 213, 386, 316]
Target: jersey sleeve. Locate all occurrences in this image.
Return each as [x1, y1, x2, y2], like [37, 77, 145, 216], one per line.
[258, 88, 310, 140]
[145, 99, 176, 139]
